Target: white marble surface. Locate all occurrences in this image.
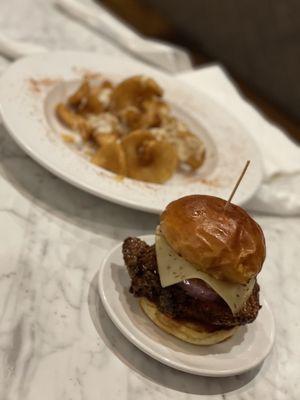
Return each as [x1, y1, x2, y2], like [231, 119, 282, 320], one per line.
[0, 1, 300, 399]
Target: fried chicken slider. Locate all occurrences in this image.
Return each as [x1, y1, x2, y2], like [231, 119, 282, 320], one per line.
[123, 195, 266, 345]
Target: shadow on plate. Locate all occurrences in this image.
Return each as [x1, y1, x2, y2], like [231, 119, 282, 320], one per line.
[88, 271, 263, 396]
[0, 125, 157, 238]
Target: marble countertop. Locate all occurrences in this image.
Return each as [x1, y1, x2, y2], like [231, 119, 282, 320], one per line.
[0, 1, 299, 399]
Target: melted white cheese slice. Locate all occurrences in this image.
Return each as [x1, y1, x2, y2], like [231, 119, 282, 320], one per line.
[155, 232, 255, 314]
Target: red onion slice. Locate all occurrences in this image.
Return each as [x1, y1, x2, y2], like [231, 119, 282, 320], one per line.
[178, 279, 220, 302]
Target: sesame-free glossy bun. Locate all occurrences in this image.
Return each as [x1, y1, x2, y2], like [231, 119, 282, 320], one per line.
[140, 298, 238, 345]
[160, 195, 266, 284]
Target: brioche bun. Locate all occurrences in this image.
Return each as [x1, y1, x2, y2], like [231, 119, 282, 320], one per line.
[160, 195, 265, 284]
[140, 298, 237, 345]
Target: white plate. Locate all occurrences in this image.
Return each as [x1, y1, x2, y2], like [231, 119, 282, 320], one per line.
[99, 235, 275, 377]
[0, 51, 263, 214]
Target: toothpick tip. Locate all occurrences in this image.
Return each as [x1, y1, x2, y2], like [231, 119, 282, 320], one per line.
[224, 160, 251, 210]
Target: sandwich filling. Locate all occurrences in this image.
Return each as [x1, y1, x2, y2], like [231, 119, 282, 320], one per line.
[155, 231, 255, 314]
[123, 237, 260, 328]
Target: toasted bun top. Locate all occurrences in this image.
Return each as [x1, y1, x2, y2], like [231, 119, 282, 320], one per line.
[160, 195, 266, 284]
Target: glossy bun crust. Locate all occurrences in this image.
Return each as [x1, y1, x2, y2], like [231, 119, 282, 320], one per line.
[140, 298, 237, 345]
[160, 195, 266, 284]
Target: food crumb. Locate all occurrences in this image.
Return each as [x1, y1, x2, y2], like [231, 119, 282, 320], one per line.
[61, 133, 76, 143]
[115, 175, 125, 182]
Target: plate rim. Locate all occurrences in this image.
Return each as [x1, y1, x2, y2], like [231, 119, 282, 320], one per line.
[98, 234, 275, 377]
[0, 51, 263, 214]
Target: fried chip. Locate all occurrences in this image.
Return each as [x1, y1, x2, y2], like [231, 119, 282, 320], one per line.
[91, 138, 127, 176]
[122, 130, 178, 184]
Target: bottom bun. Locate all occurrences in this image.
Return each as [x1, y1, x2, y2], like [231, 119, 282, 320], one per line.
[140, 298, 238, 345]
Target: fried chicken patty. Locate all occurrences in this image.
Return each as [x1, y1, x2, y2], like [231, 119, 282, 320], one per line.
[123, 237, 261, 327]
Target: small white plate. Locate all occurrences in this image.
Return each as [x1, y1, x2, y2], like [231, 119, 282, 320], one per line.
[0, 51, 263, 214]
[99, 235, 275, 377]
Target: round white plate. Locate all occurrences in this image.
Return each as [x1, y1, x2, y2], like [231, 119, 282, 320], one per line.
[0, 51, 263, 214]
[99, 235, 275, 377]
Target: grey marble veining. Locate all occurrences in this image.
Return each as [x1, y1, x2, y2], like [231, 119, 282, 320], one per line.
[0, 1, 300, 399]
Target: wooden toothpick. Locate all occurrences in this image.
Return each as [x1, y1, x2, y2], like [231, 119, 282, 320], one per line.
[224, 160, 250, 210]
